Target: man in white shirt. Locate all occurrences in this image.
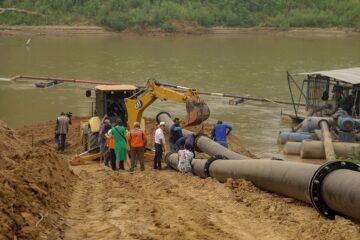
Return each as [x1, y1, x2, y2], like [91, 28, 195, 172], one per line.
[154, 121, 166, 169]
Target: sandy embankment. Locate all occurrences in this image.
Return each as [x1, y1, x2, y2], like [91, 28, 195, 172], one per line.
[1, 25, 360, 37]
[0, 117, 359, 239]
[0, 120, 76, 239]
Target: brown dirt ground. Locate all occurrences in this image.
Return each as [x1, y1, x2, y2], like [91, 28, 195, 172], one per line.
[1, 117, 360, 239]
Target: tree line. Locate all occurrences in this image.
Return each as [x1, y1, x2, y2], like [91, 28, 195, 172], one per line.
[0, 0, 359, 32]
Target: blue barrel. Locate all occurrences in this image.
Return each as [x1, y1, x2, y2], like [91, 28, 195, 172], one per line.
[278, 131, 313, 144]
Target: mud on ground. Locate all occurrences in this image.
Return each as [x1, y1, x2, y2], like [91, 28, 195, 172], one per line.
[1, 117, 359, 239]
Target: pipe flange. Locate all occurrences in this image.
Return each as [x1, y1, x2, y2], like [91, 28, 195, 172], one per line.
[156, 112, 171, 124]
[309, 160, 360, 219]
[203, 155, 228, 178]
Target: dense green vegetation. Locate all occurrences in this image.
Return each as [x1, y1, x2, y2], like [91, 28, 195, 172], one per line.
[1, 0, 360, 32]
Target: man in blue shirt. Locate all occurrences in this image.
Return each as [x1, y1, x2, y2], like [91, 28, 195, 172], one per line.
[211, 120, 232, 148]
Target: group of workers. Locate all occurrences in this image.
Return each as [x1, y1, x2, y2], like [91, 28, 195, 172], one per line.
[98, 115, 147, 172]
[167, 118, 232, 173]
[54, 111, 233, 174]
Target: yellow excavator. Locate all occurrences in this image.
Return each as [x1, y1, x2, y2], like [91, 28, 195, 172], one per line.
[74, 79, 210, 163]
[126, 78, 210, 130]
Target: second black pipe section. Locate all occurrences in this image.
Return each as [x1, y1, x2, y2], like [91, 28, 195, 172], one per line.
[166, 147, 360, 221]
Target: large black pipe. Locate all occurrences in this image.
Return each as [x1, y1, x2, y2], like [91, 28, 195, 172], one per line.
[165, 153, 360, 221]
[321, 169, 360, 219]
[209, 159, 316, 203]
[209, 159, 360, 220]
[156, 112, 247, 160]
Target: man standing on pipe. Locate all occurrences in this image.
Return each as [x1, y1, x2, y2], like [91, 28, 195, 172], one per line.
[211, 120, 232, 148]
[154, 122, 166, 170]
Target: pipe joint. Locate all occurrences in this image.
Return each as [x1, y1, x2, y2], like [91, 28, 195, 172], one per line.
[309, 160, 360, 219]
[203, 155, 228, 178]
[156, 112, 171, 123]
[317, 118, 330, 128]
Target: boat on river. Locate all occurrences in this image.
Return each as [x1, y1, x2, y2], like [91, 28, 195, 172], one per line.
[283, 67, 360, 122]
[35, 80, 64, 88]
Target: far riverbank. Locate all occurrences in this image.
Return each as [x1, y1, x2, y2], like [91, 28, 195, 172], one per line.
[1, 25, 360, 37]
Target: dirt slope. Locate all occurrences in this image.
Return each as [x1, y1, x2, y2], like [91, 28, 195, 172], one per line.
[0, 120, 76, 240]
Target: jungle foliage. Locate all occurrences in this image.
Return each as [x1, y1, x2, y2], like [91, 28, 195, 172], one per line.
[1, 0, 360, 32]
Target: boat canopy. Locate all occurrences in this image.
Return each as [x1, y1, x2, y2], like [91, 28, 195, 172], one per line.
[296, 67, 360, 85]
[95, 84, 137, 91]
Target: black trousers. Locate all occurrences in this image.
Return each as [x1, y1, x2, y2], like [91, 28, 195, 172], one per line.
[119, 161, 124, 170]
[109, 149, 116, 170]
[154, 143, 163, 169]
[58, 134, 66, 151]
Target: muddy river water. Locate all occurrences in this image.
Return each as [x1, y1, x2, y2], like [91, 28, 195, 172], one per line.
[1, 33, 360, 157]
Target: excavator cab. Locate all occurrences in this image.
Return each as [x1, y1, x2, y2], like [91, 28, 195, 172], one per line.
[93, 85, 137, 124]
[80, 85, 137, 152]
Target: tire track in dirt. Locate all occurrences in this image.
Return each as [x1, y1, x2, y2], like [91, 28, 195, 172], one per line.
[64, 168, 122, 239]
[63, 163, 281, 240]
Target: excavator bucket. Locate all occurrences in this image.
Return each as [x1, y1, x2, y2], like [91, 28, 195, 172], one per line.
[185, 100, 210, 126]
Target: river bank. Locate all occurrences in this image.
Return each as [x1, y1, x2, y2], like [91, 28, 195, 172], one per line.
[1, 25, 360, 37]
[1, 117, 360, 239]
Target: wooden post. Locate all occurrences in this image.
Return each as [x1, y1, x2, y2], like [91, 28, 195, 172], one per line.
[319, 120, 336, 161]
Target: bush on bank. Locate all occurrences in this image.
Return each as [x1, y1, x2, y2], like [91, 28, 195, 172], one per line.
[0, 0, 360, 31]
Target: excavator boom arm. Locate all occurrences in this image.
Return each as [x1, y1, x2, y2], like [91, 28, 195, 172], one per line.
[125, 79, 209, 130]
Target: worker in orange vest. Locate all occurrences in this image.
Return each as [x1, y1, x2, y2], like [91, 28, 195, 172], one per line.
[128, 122, 147, 172]
[106, 123, 116, 170]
